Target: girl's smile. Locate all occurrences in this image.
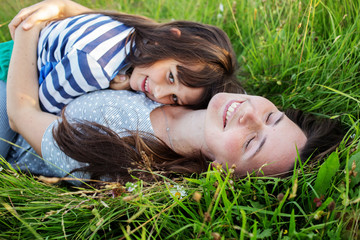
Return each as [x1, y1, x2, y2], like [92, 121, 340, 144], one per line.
[142, 76, 151, 95]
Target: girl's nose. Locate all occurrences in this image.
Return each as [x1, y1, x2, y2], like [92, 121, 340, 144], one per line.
[153, 85, 168, 100]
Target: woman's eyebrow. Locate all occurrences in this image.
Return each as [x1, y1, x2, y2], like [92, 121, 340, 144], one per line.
[246, 113, 284, 161]
[273, 112, 285, 126]
[246, 137, 267, 161]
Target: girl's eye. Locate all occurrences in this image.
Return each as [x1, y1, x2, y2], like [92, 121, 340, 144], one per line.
[245, 136, 255, 149]
[172, 94, 178, 104]
[169, 72, 175, 83]
[266, 112, 273, 123]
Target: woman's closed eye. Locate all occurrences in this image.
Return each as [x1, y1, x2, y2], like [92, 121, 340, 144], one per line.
[245, 136, 255, 149]
[245, 113, 275, 151]
[266, 112, 274, 123]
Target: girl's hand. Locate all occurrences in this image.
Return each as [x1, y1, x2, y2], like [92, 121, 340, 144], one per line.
[8, 0, 92, 39]
[109, 75, 131, 90]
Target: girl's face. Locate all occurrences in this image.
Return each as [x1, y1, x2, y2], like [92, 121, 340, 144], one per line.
[129, 59, 204, 106]
[204, 93, 307, 176]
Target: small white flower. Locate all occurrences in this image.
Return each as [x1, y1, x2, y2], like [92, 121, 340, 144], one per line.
[167, 183, 187, 199]
[219, 3, 224, 12]
[126, 182, 136, 192]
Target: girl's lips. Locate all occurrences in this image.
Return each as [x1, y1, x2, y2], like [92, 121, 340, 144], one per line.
[141, 77, 146, 92]
[223, 100, 243, 128]
[141, 76, 149, 93]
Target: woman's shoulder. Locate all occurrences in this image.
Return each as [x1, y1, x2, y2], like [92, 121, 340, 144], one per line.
[65, 90, 162, 119]
[71, 89, 160, 105]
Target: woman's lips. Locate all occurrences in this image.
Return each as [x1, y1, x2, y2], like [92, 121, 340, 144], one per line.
[223, 101, 243, 128]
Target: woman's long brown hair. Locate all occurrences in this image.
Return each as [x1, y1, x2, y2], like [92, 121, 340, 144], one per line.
[52, 110, 208, 184]
[284, 109, 346, 162]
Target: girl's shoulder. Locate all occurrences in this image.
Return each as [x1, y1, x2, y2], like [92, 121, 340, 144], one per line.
[41, 13, 131, 37]
[52, 13, 120, 25]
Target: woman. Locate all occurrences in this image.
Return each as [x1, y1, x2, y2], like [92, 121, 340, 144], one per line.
[2, 21, 344, 185]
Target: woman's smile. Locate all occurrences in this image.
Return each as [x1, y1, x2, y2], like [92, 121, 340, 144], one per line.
[223, 100, 243, 128]
[205, 93, 307, 176]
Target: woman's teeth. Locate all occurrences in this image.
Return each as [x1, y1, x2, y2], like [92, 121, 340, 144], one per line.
[225, 102, 241, 126]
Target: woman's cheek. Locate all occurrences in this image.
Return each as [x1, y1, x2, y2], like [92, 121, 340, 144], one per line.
[222, 134, 242, 156]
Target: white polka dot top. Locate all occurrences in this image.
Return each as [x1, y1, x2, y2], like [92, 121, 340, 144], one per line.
[40, 90, 161, 182]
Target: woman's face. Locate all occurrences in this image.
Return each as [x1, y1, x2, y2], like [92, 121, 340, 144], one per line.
[204, 93, 307, 176]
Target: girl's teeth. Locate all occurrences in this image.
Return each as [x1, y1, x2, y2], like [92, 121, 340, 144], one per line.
[145, 78, 148, 92]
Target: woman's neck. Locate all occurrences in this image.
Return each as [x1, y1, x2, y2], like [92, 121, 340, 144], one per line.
[150, 106, 213, 159]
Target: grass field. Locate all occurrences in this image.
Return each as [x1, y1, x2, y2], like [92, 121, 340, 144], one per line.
[0, 0, 359, 239]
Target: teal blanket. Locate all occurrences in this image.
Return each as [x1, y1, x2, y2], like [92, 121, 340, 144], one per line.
[0, 40, 14, 82]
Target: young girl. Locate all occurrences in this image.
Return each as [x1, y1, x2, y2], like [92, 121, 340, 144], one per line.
[4, 0, 244, 114]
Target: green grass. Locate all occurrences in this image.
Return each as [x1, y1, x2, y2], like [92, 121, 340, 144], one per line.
[0, 0, 359, 239]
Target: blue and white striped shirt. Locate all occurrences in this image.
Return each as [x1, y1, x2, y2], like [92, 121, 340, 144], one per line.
[37, 14, 134, 114]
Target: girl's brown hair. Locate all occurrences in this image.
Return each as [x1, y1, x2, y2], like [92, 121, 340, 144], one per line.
[95, 11, 245, 109]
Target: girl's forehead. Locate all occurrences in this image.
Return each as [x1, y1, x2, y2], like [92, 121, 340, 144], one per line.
[178, 62, 205, 72]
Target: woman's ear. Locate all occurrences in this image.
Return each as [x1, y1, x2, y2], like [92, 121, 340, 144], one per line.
[170, 28, 181, 37]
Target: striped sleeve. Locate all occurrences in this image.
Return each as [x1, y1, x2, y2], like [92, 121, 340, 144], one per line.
[37, 14, 134, 113]
[39, 49, 111, 114]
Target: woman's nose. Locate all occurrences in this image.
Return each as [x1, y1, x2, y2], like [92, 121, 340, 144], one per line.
[241, 110, 263, 130]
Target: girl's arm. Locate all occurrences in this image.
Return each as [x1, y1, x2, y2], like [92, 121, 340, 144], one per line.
[9, 0, 93, 39]
[7, 22, 58, 156]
